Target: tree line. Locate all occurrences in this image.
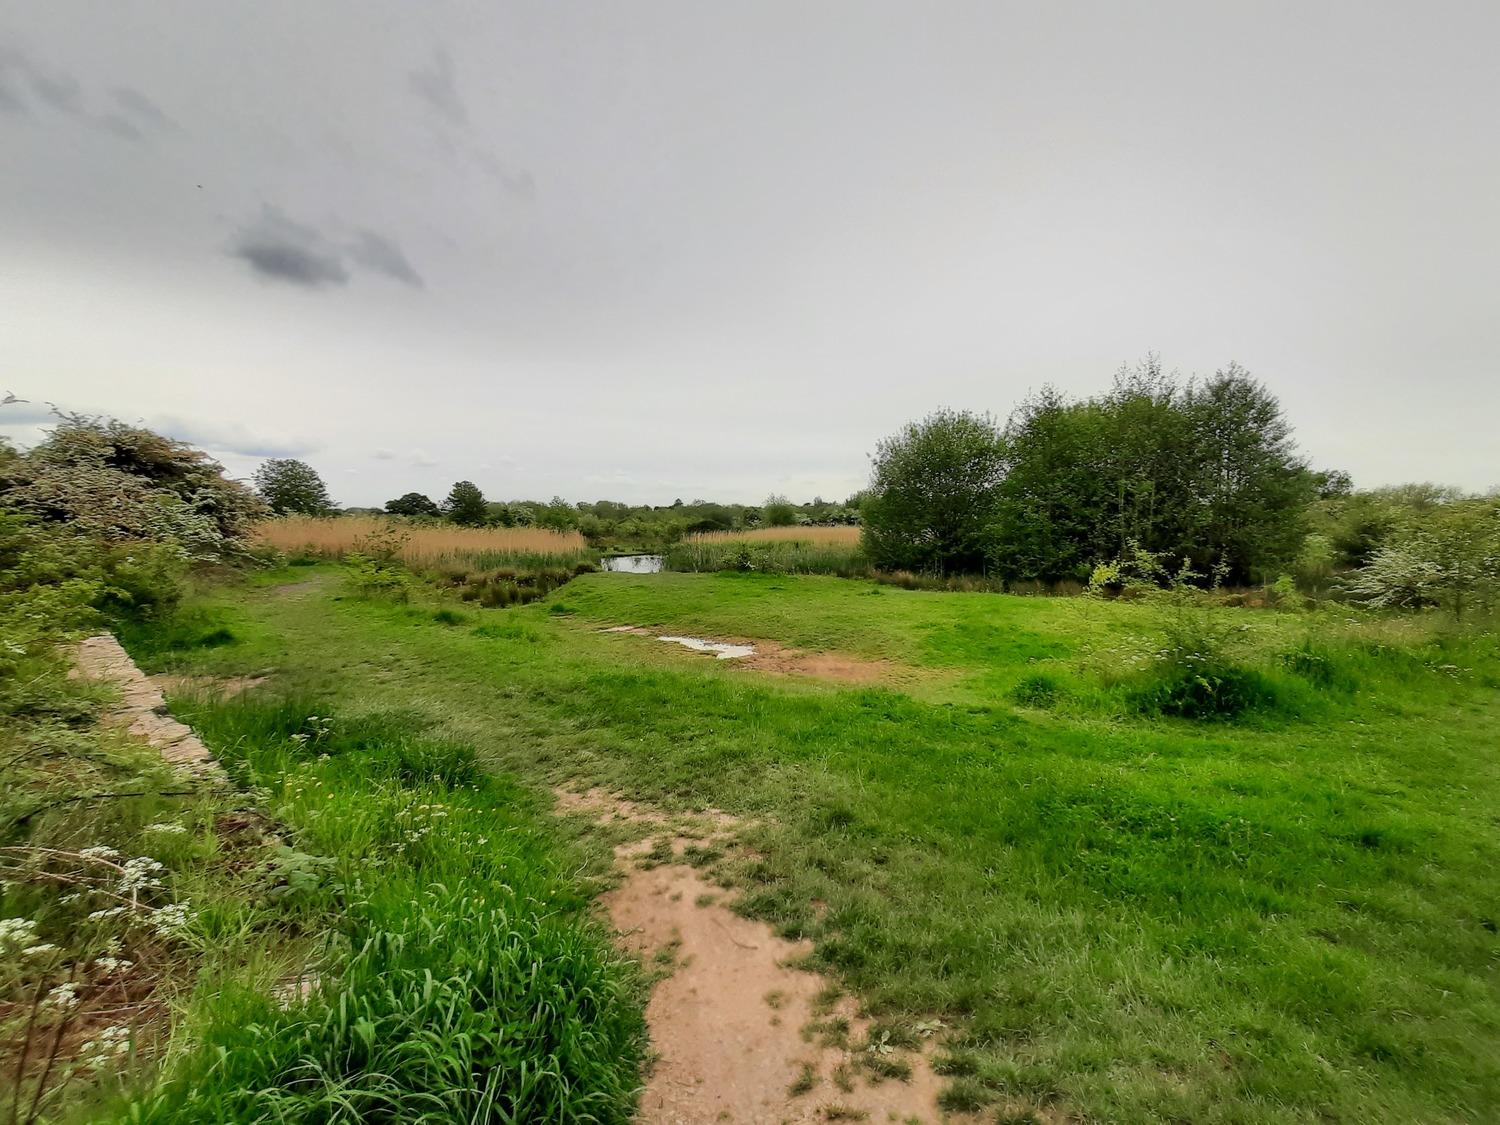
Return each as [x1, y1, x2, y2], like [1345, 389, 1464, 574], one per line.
[861, 357, 1481, 588]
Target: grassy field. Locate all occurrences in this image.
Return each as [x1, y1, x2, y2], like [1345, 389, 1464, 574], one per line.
[128, 567, 1500, 1123]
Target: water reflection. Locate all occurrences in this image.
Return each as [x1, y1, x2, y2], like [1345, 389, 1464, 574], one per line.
[600, 554, 664, 573]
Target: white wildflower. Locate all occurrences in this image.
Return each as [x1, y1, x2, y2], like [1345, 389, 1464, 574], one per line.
[22, 943, 59, 957]
[79, 846, 120, 862]
[149, 901, 194, 937]
[120, 857, 165, 893]
[93, 956, 133, 975]
[46, 982, 80, 1009]
[0, 917, 39, 946]
[144, 822, 189, 835]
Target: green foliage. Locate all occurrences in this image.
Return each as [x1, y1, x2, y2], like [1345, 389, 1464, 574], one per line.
[1345, 498, 1500, 621]
[664, 539, 869, 577]
[122, 694, 646, 1125]
[383, 491, 440, 518]
[763, 494, 797, 528]
[862, 409, 1007, 575]
[253, 458, 335, 517]
[993, 359, 1315, 584]
[443, 480, 489, 527]
[0, 415, 266, 561]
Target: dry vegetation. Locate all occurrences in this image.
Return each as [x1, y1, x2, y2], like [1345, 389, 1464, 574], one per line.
[256, 516, 589, 566]
[687, 526, 862, 546]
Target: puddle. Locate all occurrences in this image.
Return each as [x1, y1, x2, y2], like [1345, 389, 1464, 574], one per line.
[659, 635, 756, 660]
[600, 554, 664, 573]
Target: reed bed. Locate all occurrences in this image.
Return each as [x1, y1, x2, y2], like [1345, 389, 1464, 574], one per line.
[257, 516, 591, 567]
[686, 525, 862, 546]
[665, 537, 870, 577]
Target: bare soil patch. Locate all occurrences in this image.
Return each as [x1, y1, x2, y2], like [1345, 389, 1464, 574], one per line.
[738, 641, 890, 684]
[556, 787, 953, 1125]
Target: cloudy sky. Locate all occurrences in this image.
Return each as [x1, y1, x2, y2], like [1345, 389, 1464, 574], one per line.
[1, 2, 1495, 506]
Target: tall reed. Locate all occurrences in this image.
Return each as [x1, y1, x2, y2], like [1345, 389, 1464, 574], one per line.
[256, 517, 591, 567]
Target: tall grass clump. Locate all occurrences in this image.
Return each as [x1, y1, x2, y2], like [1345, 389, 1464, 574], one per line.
[257, 517, 593, 568]
[687, 526, 863, 547]
[666, 537, 870, 577]
[121, 695, 645, 1125]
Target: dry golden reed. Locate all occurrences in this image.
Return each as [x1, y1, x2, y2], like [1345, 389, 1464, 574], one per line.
[256, 516, 589, 567]
[686, 525, 862, 546]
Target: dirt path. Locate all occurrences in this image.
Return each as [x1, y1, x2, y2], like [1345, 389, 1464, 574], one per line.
[556, 788, 953, 1125]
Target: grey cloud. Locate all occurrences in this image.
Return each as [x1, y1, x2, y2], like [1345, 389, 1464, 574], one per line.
[410, 448, 437, 467]
[231, 208, 422, 289]
[26, 68, 83, 116]
[99, 114, 143, 141]
[347, 230, 423, 288]
[0, 49, 27, 112]
[373, 448, 396, 460]
[112, 87, 175, 130]
[232, 210, 349, 286]
[409, 49, 466, 126]
[0, 47, 172, 143]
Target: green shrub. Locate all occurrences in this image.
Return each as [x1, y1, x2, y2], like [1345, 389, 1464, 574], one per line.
[1129, 658, 1284, 720]
[1009, 673, 1063, 708]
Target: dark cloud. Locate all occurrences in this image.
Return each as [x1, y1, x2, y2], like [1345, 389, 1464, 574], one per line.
[25, 67, 83, 116]
[347, 229, 424, 288]
[112, 86, 175, 130]
[230, 207, 423, 289]
[232, 209, 349, 286]
[0, 47, 173, 143]
[408, 49, 466, 126]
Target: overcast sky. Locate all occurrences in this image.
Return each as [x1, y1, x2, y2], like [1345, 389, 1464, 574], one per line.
[1, 2, 1496, 507]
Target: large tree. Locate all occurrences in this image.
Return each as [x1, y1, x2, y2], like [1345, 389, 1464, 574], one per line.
[861, 409, 1006, 574]
[385, 491, 440, 518]
[254, 458, 334, 516]
[992, 360, 1313, 584]
[443, 480, 489, 527]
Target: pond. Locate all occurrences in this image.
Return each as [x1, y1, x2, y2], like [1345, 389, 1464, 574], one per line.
[600, 554, 664, 573]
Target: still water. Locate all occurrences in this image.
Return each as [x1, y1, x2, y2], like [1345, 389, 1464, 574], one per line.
[600, 554, 664, 573]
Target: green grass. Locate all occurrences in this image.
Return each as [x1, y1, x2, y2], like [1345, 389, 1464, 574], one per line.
[115, 695, 645, 1125]
[127, 566, 1500, 1123]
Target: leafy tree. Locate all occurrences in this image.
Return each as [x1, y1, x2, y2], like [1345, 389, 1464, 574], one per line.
[1, 414, 265, 559]
[991, 360, 1314, 584]
[762, 494, 796, 528]
[385, 492, 440, 518]
[1178, 365, 1314, 582]
[1346, 499, 1500, 621]
[254, 458, 334, 516]
[862, 409, 1006, 574]
[444, 480, 489, 527]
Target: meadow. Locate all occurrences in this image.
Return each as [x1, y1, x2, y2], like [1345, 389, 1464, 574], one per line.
[123, 565, 1500, 1124]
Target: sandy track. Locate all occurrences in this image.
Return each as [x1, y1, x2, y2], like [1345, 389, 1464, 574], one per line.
[557, 788, 952, 1125]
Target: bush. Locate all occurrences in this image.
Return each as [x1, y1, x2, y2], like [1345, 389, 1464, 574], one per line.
[1129, 658, 1283, 720]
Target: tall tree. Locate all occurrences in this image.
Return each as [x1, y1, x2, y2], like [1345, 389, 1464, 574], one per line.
[254, 458, 334, 516]
[862, 409, 1006, 574]
[385, 492, 440, 517]
[444, 480, 489, 526]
